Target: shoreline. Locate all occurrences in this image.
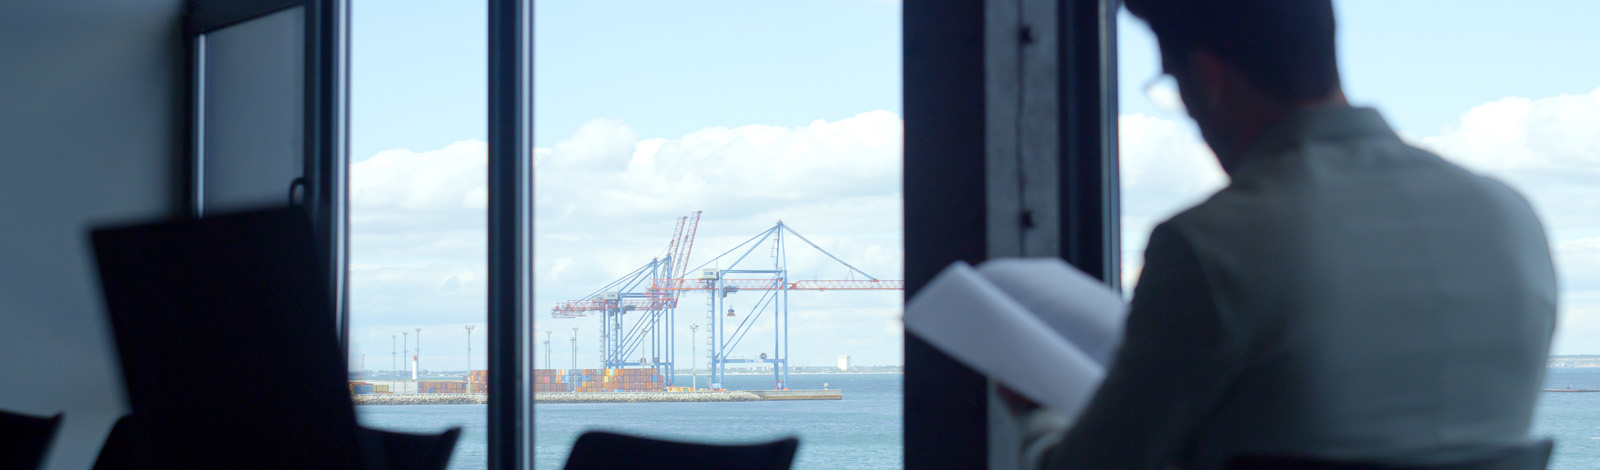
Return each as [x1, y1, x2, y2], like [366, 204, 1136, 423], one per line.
[355, 391, 765, 405]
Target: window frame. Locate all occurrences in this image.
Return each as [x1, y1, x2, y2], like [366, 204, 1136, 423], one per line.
[183, 0, 1122, 465]
[185, 0, 350, 352]
[902, 0, 1120, 467]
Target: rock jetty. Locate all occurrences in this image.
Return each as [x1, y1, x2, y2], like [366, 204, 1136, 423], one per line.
[354, 391, 762, 406]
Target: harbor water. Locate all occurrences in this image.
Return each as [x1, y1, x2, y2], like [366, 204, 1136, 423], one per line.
[355, 369, 1600, 469]
[356, 373, 902, 470]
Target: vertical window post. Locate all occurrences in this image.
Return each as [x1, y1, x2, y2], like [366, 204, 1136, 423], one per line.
[488, 0, 534, 468]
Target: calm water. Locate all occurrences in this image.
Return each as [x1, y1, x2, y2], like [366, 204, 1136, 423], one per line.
[356, 373, 902, 469]
[356, 369, 1600, 469]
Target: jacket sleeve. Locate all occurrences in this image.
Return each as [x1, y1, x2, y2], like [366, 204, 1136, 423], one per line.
[1045, 222, 1249, 469]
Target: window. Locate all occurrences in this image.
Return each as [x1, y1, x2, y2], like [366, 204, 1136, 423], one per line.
[1117, 3, 1600, 468]
[530, 2, 903, 468]
[346, 1, 489, 468]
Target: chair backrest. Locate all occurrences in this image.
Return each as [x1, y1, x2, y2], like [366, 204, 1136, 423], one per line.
[1226, 439, 1554, 470]
[0, 410, 63, 470]
[563, 431, 800, 470]
[93, 207, 368, 469]
[365, 427, 463, 470]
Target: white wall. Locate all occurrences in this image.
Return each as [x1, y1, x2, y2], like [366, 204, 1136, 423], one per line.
[0, 1, 185, 468]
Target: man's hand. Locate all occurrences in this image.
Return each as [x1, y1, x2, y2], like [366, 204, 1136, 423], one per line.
[998, 384, 1042, 415]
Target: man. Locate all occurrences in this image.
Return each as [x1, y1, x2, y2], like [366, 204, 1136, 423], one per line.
[1023, 1, 1558, 468]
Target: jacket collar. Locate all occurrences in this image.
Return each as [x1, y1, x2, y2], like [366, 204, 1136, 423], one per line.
[1233, 106, 1400, 174]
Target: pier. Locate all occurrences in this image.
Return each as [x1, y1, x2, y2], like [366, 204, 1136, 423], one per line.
[353, 389, 842, 405]
[741, 389, 842, 401]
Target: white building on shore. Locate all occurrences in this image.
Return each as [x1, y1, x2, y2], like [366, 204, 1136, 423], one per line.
[837, 355, 851, 371]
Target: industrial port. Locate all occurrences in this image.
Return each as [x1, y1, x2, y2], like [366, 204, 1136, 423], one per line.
[352, 211, 887, 404]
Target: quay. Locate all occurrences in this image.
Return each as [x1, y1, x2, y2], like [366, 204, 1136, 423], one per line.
[741, 389, 842, 401]
[353, 390, 842, 406]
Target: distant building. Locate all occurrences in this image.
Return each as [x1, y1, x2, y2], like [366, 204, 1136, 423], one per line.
[837, 355, 851, 371]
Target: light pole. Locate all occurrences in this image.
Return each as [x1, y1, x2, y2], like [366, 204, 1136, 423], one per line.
[391, 334, 397, 377]
[465, 325, 475, 393]
[415, 327, 422, 376]
[543, 331, 552, 370]
[570, 327, 579, 370]
[690, 324, 699, 390]
[402, 332, 409, 392]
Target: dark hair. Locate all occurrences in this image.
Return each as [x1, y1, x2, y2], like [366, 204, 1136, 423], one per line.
[1124, 0, 1341, 103]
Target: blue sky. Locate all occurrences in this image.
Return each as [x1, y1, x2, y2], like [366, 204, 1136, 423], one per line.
[347, 0, 1600, 373]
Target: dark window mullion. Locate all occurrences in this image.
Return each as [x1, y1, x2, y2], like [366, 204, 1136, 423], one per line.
[487, 0, 534, 468]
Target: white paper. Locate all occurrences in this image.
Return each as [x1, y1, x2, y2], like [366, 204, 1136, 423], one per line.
[904, 259, 1127, 418]
[976, 258, 1127, 365]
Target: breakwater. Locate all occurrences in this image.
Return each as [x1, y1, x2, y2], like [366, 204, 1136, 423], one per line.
[354, 391, 764, 406]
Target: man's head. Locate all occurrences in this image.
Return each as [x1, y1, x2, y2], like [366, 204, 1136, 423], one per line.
[1125, 0, 1345, 170]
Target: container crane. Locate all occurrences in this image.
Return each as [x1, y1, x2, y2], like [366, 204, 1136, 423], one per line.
[550, 212, 903, 390]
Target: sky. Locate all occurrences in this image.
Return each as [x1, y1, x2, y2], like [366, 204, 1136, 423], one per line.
[346, 0, 1600, 375]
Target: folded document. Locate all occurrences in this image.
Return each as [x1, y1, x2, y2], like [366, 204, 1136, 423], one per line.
[904, 258, 1127, 419]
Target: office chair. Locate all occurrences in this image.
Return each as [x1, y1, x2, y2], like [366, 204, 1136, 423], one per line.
[94, 208, 373, 469]
[94, 414, 461, 470]
[1227, 439, 1553, 470]
[0, 409, 62, 470]
[365, 427, 463, 470]
[562, 430, 799, 470]
[90, 415, 134, 470]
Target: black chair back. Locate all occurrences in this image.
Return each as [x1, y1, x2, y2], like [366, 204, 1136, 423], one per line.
[1227, 439, 1554, 470]
[93, 208, 371, 469]
[563, 430, 799, 470]
[90, 415, 134, 470]
[365, 427, 463, 470]
[0, 410, 63, 470]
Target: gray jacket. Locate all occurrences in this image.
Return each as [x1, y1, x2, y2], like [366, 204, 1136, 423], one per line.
[1049, 106, 1558, 469]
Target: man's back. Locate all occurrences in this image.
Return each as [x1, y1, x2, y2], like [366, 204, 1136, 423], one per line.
[1050, 106, 1557, 469]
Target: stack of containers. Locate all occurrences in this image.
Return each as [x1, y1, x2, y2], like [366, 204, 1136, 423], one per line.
[349, 382, 374, 395]
[532, 369, 567, 393]
[567, 368, 663, 392]
[470, 370, 489, 393]
[419, 381, 467, 394]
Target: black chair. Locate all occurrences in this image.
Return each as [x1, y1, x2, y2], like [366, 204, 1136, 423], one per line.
[90, 415, 134, 470]
[1227, 439, 1554, 470]
[93, 208, 376, 469]
[94, 414, 460, 470]
[364, 427, 463, 470]
[0, 409, 63, 470]
[563, 431, 799, 470]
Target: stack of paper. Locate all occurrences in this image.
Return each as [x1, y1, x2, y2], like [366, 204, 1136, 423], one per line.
[904, 258, 1127, 419]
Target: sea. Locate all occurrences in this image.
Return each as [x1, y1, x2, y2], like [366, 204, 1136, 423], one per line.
[354, 369, 1600, 469]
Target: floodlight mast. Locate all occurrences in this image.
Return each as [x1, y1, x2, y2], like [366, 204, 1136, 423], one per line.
[465, 325, 475, 369]
[690, 323, 699, 390]
[544, 330, 552, 370]
[402, 332, 409, 392]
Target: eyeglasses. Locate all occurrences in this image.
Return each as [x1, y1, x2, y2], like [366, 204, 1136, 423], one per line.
[1143, 73, 1186, 115]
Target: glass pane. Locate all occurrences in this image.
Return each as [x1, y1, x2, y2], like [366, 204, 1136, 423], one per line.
[1118, 3, 1600, 469]
[346, 1, 488, 468]
[200, 6, 304, 214]
[533, 2, 904, 468]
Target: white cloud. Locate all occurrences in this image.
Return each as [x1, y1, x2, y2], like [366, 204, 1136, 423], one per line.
[1117, 113, 1225, 290]
[349, 111, 906, 368]
[1120, 89, 1600, 354]
[350, 87, 1600, 370]
[1417, 87, 1600, 232]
